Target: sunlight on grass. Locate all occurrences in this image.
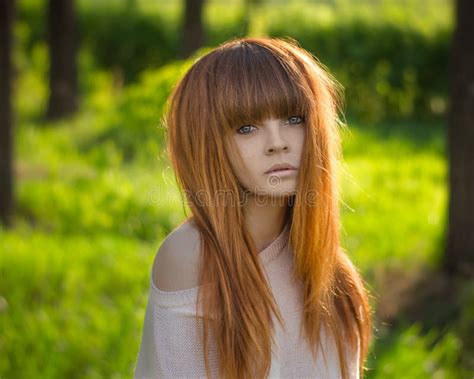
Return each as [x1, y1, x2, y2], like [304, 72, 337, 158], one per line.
[340, 124, 447, 273]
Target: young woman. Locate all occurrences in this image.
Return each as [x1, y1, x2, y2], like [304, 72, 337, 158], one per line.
[134, 37, 373, 379]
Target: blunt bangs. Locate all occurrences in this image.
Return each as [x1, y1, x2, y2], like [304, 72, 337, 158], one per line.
[206, 41, 312, 130]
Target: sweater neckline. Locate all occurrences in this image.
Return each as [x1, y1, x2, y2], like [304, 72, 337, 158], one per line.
[258, 220, 291, 265]
[150, 221, 291, 306]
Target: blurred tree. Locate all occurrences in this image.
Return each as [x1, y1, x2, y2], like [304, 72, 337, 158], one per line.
[179, 0, 206, 59]
[444, 0, 474, 277]
[45, 0, 78, 120]
[242, 0, 265, 36]
[125, 0, 136, 12]
[0, 0, 15, 228]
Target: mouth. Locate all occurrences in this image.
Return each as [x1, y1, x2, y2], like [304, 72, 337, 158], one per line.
[268, 168, 296, 173]
[264, 163, 298, 174]
[265, 168, 298, 177]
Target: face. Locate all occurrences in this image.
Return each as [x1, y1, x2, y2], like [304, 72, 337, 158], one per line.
[225, 115, 305, 198]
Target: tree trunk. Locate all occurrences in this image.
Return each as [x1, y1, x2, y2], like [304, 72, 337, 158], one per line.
[179, 0, 205, 59]
[45, 0, 78, 120]
[0, 0, 15, 228]
[444, 0, 474, 277]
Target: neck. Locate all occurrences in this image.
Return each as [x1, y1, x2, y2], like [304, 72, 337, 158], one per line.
[243, 195, 290, 252]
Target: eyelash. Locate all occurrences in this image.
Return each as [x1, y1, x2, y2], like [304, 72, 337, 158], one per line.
[237, 116, 305, 135]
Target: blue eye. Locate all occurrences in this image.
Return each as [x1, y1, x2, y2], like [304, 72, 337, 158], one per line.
[237, 125, 256, 135]
[287, 115, 304, 124]
[237, 116, 304, 135]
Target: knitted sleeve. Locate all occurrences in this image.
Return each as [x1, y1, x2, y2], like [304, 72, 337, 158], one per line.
[133, 283, 220, 379]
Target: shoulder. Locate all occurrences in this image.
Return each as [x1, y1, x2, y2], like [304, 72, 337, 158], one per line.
[152, 219, 202, 292]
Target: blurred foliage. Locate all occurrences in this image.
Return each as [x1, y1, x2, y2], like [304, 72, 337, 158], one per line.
[367, 323, 464, 379]
[17, 0, 451, 123]
[0, 232, 151, 377]
[78, 56, 196, 163]
[339, 121, 447, 274]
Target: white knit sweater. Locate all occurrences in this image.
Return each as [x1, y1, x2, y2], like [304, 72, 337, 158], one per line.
[134, 222, 360, 378]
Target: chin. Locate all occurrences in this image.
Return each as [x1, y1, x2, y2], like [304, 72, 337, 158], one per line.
[256, 186, 297, 198]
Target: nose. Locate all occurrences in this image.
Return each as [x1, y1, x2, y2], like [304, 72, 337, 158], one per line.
[265, 123, 288, 154]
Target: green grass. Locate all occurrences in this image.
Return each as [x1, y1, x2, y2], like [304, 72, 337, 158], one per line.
[340, 121, 447, 274]
[367, 323, 463, 379]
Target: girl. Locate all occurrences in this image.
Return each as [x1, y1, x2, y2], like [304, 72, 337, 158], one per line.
[134, 37, 373, 379]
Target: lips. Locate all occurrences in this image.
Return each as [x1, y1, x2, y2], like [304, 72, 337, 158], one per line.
[264, 163, 297, 174]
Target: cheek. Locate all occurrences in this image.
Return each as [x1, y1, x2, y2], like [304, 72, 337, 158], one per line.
[237, 140, 259, 160]
[231, 140, 261, 189]
[292, 128, 306, 159]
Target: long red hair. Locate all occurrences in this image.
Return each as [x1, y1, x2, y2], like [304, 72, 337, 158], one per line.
[165, 36, 373, 379]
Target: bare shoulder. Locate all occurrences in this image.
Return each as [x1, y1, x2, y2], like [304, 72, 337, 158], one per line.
[152, 219, 202, 292]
